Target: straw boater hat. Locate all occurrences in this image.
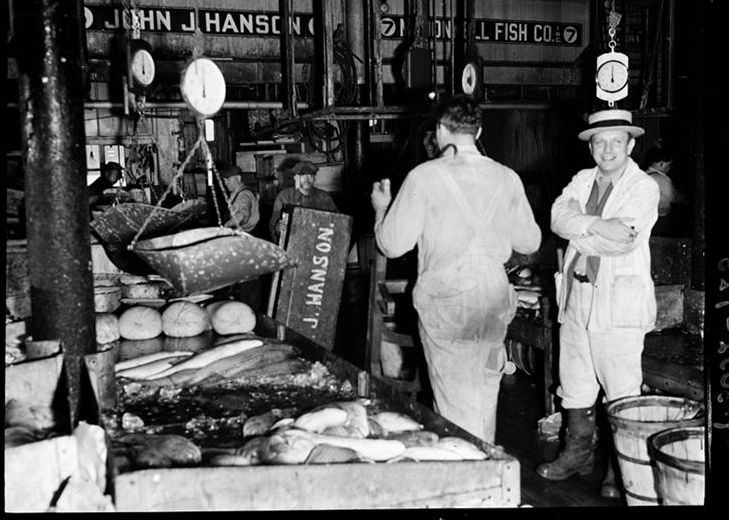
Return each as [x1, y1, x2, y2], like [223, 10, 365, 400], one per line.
[578, 109, 645, 141]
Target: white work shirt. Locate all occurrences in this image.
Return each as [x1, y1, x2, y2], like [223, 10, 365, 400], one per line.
[375, 145, 542, 275]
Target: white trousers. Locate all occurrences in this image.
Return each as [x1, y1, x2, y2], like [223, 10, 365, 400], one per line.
[557, 279, 645, 409]
[419, 324, 505, 445]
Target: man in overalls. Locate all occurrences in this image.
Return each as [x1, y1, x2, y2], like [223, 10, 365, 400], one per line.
[537, 109, 659, 499]
[370, 94, 541, 444]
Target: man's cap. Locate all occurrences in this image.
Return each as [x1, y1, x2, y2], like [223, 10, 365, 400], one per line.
[219, 165, 244, 179]
[101, 161, 124, 172]
[291, 160, 318, 176]
[578, 109, 645, 141]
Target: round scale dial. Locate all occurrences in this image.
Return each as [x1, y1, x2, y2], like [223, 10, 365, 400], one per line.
[596, 60, 628, 93]
[131, 48, 155, 87]
[180, 58, 227, 118]
[461, 62, 478, 95]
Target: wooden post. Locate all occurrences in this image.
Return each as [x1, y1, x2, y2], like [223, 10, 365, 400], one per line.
[15, 0, 96, 428]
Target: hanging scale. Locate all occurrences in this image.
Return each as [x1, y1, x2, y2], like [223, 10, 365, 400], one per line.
[595, 5, 628, 107]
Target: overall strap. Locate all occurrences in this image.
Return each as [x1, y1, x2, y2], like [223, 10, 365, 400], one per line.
[441, 169, 497, 244]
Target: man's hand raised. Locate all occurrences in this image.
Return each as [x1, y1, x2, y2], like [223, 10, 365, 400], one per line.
[370, 179, 392, 213]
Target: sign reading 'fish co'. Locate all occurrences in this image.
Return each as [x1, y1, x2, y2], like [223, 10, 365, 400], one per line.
[83, 5, 581, 46]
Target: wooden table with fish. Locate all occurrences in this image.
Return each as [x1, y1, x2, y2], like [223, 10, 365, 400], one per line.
[109, 316, 521, 510]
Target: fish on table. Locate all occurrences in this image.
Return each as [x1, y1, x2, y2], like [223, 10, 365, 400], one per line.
[293, 399, 370, 437]
[146, 339, 264, 380]
[293, 406, 348, 434]
[113, 433, 202, 468]
[242, 408, 295, 437]
[369, 411, 424, 435]
[116, 355, 192, 380]
[209, 436, 269, 467]
[277, 428, 407, 462]
[115, 351, 193, 372]
[261, 429, 318, 465]
[304, 444, 369, 465]
[435, 436, 488, 460]
[384, 429, 440, 447]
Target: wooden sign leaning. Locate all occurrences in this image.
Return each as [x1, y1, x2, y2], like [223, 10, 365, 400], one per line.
[270, 206, 353, 351]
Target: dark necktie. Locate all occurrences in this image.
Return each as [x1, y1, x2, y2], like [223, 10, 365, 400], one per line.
[584, 179, 613, 283]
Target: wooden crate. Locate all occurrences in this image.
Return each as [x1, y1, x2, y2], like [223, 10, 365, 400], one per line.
[5, 434, 80, 512]
[114, 459, 518, 510]
[4, 352, 106, 512]
[112, 316, 521, 510]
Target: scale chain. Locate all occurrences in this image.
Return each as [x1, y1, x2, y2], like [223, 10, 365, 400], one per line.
[128, 134, 204, 248]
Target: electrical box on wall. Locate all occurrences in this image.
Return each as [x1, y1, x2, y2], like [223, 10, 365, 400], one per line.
[404, 46, 432, 90]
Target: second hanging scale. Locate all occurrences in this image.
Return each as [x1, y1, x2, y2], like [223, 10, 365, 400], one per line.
[595, 4, 629, 107]
[120, 41, 293, 295]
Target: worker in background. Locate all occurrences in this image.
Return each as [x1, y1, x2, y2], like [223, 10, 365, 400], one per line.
[88, 161, 124, 207]
[370, 94, 541, 444]
[538, 109, 659, 500]
[220, 164, 260, 232]
[422, 126, 439, 160]
[643, 143, 679, 236]
[269, 159, 338, 242]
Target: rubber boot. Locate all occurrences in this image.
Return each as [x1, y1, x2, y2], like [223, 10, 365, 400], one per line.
[536, 407, 596, 480]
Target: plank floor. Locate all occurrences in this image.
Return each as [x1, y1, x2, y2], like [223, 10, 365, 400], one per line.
[496, 371, 621, 508]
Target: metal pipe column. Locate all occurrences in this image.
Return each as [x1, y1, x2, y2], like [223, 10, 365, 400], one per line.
[280, 0, 298, 118]
[346, 0, 367, 169]
[14, 0, 95, 427]
[313, 0, 336, 109]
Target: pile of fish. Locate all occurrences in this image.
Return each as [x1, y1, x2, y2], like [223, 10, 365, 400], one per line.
[110, 399, 489, 471]
[115, 335, 311, 389]
[109, 335, 489, 471]
[212, 400, 490, 466]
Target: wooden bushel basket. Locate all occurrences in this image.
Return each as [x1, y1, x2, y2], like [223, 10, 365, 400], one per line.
[606, 395, 704, 506]
[132, 227, 294, 295]
[649, 426, 706, 505]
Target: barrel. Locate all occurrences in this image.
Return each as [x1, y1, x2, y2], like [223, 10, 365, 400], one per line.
[649, 426, 706, 505]
[605, 395, 704, 506]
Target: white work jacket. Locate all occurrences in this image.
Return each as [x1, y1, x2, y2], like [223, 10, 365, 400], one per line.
[551, 158, 659, 332]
